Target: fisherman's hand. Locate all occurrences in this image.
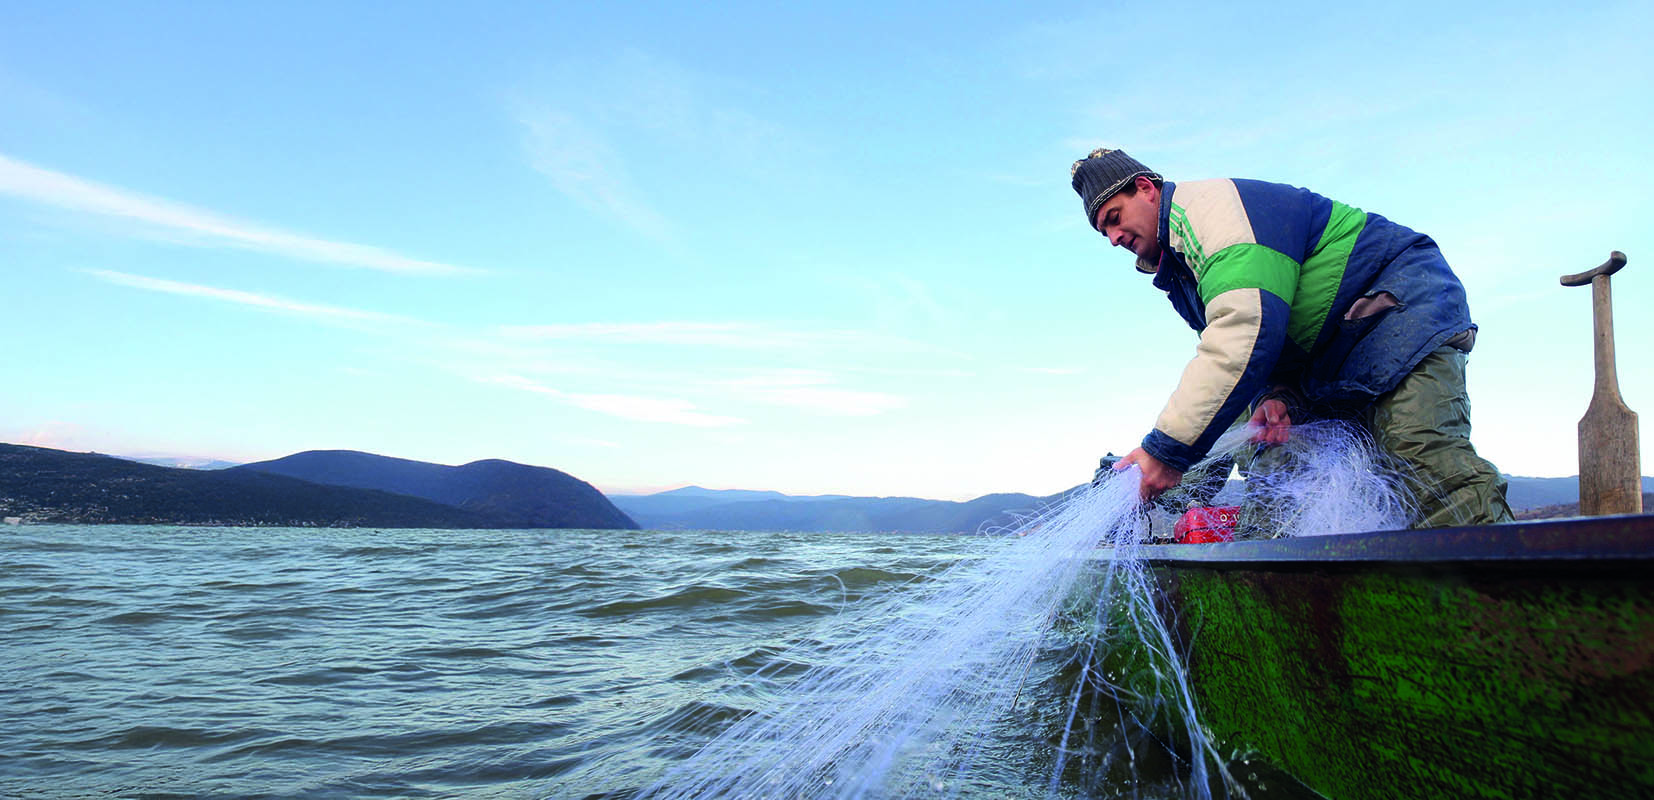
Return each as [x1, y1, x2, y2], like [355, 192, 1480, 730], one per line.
[1248, 398, 1292, 446]
[1116, 447, 1183, 502]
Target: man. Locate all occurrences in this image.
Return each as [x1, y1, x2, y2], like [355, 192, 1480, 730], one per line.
[1071, 148, 1511, 527]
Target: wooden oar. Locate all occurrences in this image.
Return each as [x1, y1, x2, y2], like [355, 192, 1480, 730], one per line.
[1561, 251, 1642, 515]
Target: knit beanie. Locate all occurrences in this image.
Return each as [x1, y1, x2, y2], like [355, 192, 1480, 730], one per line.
[1071, 149, 1161, 231]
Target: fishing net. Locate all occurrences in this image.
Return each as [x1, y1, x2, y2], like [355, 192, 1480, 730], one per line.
[633, 420, 1411, 799]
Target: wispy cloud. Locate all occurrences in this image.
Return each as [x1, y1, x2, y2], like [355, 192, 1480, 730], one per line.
[723, 369, 907, 417]
[84, 269, 421, 325]
[512, 48, 800, 240]
[517, 109, 674, 241]
[1, 153, 475, 275]
[498, 321, 747, 344]
[484, 374, 745, 428]
[87, 267, 916, 422]
[495, 320, 929, 353]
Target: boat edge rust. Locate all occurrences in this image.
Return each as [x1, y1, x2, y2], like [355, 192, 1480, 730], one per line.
[1141, 515, 1654, 800]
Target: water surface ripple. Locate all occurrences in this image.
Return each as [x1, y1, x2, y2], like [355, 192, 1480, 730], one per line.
[0, 525, 984, 798]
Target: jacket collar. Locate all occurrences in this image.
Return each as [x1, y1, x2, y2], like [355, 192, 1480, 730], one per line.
[1147, 180, 1178, 284]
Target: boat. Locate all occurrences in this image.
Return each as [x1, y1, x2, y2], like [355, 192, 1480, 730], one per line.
[1141, 514, 1654, 799]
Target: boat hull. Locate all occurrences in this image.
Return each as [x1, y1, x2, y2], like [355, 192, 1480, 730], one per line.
[1143, 515, 1654, 799]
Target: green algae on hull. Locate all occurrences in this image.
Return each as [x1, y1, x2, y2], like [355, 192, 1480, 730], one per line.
[1142, 516, 1654, 800]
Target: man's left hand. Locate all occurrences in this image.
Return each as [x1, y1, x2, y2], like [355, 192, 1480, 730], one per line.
[1116, 447, 1183, 502]
[1249, 398, 1292, 445]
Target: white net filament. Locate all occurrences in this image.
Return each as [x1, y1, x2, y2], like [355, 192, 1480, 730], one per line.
[1215, 420, 1417, 539]
[633, 420, 1412, 799]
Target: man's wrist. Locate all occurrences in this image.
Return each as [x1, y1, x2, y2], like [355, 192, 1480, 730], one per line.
[1142, 429, 1200, 473]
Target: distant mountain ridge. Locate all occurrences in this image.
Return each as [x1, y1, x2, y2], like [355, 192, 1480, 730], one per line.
[1, 444, 636, 529]
[611, 485, 854, 520]
[8, 439, 1642, 533]
[0, 444, 500, 527]
[611, 487, 1064, 534]
[1503, 475, 1654, 510]
[122, 455, 244, 470]
[613, 476, 1654, 533]
[234, 450, 637, 530]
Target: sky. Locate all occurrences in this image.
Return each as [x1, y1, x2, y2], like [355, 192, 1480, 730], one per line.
[3, 1, 1652, 502]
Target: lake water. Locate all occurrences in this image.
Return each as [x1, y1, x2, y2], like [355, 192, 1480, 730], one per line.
[2, 525, 1039, 798]
[3, 524, 1317, 799]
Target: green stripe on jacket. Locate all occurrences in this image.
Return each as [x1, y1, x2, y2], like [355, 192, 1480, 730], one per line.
[1290, 201, 1367, 351]
[1196, 244, 1300, 308]
[1192, 201, 1369, 352]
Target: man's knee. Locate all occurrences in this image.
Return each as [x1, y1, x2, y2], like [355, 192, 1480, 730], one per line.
[1369, 347, 1512, 526]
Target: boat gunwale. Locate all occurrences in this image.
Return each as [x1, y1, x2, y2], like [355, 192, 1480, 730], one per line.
[1124, 513, 1654, 568]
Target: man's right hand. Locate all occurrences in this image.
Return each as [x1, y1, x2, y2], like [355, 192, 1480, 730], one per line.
[1249, 398, 1292, 445]
[1117, 447, 1183, 502]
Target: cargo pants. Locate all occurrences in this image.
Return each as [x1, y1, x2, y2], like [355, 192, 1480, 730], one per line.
[1227, 347, 1514, 531]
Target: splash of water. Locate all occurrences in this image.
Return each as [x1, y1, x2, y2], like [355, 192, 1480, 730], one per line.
[635, 420, 1410, 799]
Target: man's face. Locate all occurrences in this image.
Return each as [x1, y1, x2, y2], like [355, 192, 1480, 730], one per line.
[1093, 178, 1161, 263]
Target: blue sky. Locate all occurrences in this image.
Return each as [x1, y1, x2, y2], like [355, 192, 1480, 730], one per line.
[4, 1, 1651, 501]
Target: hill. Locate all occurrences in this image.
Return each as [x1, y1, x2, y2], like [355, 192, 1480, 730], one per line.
[613, 474, 1654, 534]
[1504, 476, 1654, 510]
[611, 487, 1064, 534]
[1515, 492, 1654, 521]
[610, 485, 851, 521]
[233, 450, 637, 530]
[0, 443, 500, 527]
[120, 455, 244, 470]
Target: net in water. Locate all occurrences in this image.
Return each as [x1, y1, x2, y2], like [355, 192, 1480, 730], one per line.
[634, 420, 1411, 799]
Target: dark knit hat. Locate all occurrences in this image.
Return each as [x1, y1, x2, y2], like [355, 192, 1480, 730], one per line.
[1071, 148, 1161, 231]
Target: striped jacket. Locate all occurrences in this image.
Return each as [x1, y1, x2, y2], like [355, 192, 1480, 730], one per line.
[1139, 179, 1475, 472]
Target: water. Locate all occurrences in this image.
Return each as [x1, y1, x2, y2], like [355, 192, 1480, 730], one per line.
[635, 476, 1149, 800]
[1, 525, 1012, 798]
[6, 424, 1396, 799]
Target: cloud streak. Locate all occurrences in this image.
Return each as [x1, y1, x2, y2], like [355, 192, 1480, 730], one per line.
[723, 369, 907, 417]
[1, 153, 475, 275]
[495, 320, 938, 354]
[88, 265, 912, 423]
[87, 269, 913, 422]
[484, 374, 744, 428]
[517, 109, 674, 241]
[84, 269, 420, 325]
[513, 49, 800, 240]
[497, 321, 795, 348]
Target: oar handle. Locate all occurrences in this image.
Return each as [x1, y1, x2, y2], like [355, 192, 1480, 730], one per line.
[1561, 251, 1627, 287]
